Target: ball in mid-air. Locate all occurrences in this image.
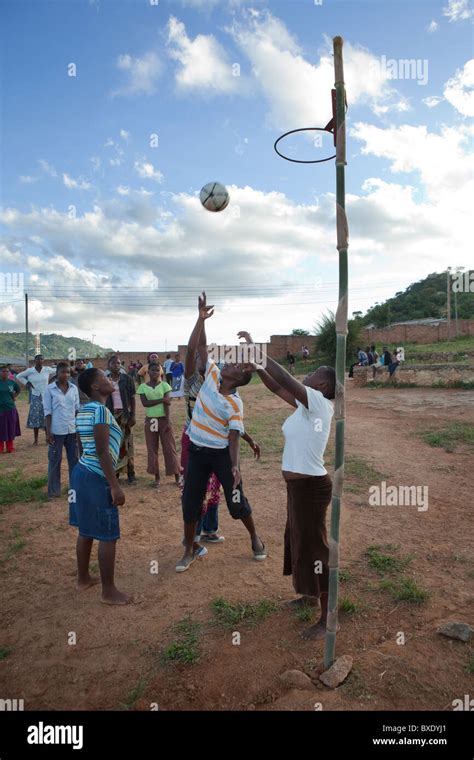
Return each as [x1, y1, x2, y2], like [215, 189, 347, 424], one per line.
[200, 181, 230, 212]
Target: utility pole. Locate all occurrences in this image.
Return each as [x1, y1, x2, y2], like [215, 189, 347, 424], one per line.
[25, 292, 29, 366]
[446, 269, 451, 341]
[454, 287, 459, 337]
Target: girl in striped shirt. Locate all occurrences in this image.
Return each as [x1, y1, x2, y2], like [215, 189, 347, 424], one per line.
[70, 368, 132, 605]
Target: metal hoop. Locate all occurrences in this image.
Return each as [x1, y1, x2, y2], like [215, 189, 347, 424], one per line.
[274, 127, 336, 164]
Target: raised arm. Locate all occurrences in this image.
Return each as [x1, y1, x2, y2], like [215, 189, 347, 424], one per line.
[184, 292, 214, 379]
[237, 331, 303, 408]
[256, 367, 298, 408]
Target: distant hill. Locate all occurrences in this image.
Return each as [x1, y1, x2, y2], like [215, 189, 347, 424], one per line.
[358, 271, 474, 328]
[0, 332, 114, 359]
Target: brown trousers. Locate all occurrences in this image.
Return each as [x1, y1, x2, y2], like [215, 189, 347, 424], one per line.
[144, 417, 180, 478]
[283, 474, 332, 598]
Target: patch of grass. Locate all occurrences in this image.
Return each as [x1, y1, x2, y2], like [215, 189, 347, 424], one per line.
[339, 568, 352, 583]
[341, 668, 372, 701]
[294, 605, 314, 623]
[448, 380, 474, 389]
[418, 423, 474, 453]
[366, 545, 412, 576]
[465, 654, 474, 675]
[11, 538, 26, 554]
[161, 616, 202, 665]
[0, 526, 26, 567]
[379, 577, 430, 604]
[339, 596, 359, 614]
[403, 337, 474, 354]
[368, 380, 474, 390]
[211, 596, 279, 629]
[120, 677, 148, 710]
[239, 409, 289, 458]
[452, 553, 469, 564]
[303, 657, 320, 674]
[0, 470, 48, 506]
[0, 646, 12, 660]
[90, 562, 99, 573]
[367, 381, 418, 389]
[345, 456, 388, 495]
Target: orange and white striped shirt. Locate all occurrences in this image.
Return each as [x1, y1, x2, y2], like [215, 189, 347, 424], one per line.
[188, 359, 244, 449]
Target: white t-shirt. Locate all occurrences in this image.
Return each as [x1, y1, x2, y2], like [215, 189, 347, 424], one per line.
[282, 386, 334, 476]
[15, 366, 56, 396]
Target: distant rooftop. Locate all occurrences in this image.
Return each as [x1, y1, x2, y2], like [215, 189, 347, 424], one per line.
[0, 355, 28, 366]
[391, 318, 447, 326]
[365, 318, 448, 329]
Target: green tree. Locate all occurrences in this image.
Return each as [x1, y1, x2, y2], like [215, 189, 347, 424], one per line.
[291, 328, 310, 336]
[314, 311, 361, 368]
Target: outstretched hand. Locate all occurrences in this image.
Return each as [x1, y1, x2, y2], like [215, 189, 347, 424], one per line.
[200, 304, 214, 320]
[237, 330, 253, 344]
[198, 291, 214, 320]
[237, 361, 258, 372]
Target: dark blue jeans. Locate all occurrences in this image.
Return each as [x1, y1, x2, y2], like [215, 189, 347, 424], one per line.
[48, 433, 78, 497]
[388, 362, 399, 376]
[196, 505, 219, 537]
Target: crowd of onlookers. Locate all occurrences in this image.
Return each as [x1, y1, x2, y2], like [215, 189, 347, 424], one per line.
[284, 343, 404, 380]
[349, 345, 404, 378]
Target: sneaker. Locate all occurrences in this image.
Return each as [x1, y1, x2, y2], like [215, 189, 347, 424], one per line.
[201, 532, 225, 543]
[175, 554, 195, 573]
[194, 545, 208, 558]
[253, 539, 267, 561]
[127, 475, 138, 486]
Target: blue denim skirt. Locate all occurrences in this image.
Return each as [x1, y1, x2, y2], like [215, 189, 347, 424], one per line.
[69, 463, 120, 541]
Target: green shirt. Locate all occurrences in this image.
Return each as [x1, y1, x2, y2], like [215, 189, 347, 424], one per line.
[0, 379, 20, 412]
[137, 381, 171, 418]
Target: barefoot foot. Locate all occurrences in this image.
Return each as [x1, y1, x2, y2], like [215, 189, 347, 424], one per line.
[301, 620, 340, 640]
[76, 575, 100, 591]
[101, 588, 133, 605]
[286, 596, 320, 609]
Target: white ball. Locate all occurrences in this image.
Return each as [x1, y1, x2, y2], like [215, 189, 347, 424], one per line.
[200, 181, 230, 212]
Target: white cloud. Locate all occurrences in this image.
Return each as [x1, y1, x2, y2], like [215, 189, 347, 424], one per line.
[39, 159, 58, 178]
[174, 0, 250, 8]
[90, 156, 101, 171]
[443, 59, 474, 116]
[350, 121, 474, 195]
[167, 16, 239, 93]
[63, 173, 92, 191]
[104, 137, 125, 167]
[120, 129, 130, 141]
[227, 11, 410, 130]
[2, 149, 473, 348]
[19, 175, 38, 184]
[443, 0, 473, 21]
[176, 0, 220, 7]
[422, 95, 444, 107]
[112, 52, 162, 97]
[372, 97, 411, 116]
[134, 160, 164, 182]
[117, 185, 130, 196]
[427, 20, 439, 32]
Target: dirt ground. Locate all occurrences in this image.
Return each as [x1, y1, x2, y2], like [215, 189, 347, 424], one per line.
[0, 382, 473, 711]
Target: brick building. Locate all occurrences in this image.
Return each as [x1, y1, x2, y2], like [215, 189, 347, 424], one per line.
[362, 319, 474, 346]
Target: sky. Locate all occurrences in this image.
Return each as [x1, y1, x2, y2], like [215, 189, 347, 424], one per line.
[0, 0, 473, 352]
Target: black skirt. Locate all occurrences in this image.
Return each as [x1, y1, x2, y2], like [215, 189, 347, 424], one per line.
[283, 474, 332, 598]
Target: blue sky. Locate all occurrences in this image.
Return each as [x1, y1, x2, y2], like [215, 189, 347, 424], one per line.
[1, 0, 473, 351]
